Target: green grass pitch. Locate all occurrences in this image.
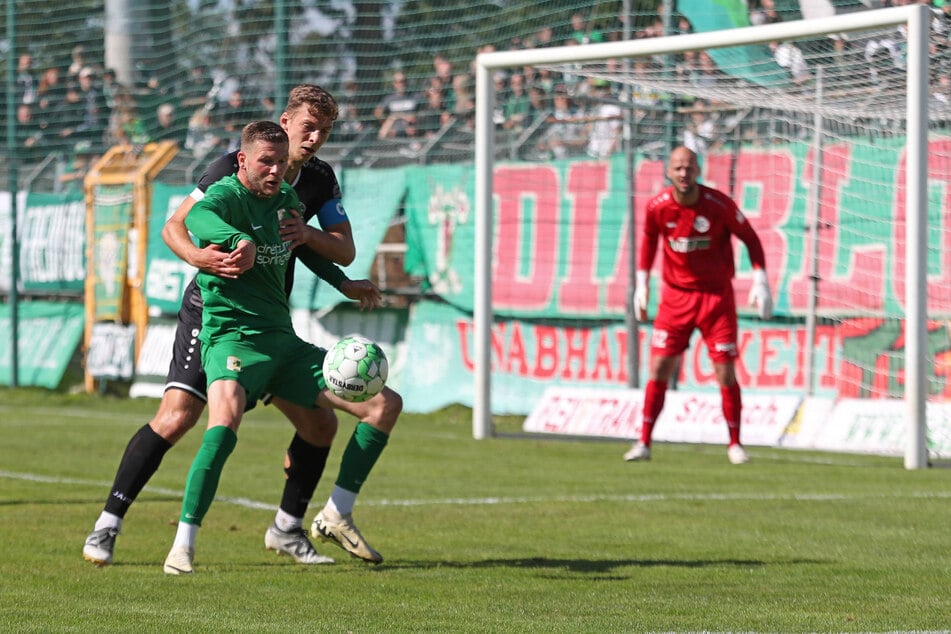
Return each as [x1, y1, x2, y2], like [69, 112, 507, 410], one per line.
[1, 388, 949, 632]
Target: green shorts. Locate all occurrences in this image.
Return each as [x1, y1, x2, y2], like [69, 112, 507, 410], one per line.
[201, 332, 327, 407]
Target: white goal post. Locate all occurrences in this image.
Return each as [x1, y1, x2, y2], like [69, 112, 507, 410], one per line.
[472, 4, 932, 469]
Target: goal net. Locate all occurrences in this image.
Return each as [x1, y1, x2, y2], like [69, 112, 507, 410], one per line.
[472, 5, 951, 468]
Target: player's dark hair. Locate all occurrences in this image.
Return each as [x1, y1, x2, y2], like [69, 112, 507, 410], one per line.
[286, 84, 339, 122]
[241, 120, 288, 149]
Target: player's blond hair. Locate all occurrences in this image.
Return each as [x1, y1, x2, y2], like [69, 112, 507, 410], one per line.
[285, 84, 339, 122]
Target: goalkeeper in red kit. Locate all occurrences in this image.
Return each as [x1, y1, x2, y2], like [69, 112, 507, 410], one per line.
[624, 146, 773, 465]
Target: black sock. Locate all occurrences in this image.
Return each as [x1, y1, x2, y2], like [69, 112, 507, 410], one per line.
[102, 424, 173, 517]
[280, 433, 330, 519]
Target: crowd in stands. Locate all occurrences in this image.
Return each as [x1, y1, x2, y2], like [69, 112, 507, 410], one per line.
[10, 1, 951, 189]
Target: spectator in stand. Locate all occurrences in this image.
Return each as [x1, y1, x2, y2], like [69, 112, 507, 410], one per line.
[584, 80, 622, 159]
[502, 71, 532, 132]
[36, 66, 66, 118]
[100, 68, 122, 112]
[570, 12, 604, 45]
[53, 81, 89, 153]
[214, 89, 263, 152]
[136, 71, 173, 126]
[15, 103, 46, 163]
[750, 0, 783, 26]
[693, 51, 720, 90]
[675, 49, 701, 83]
[178, 64, 214, 111]
[533, 66, 557, 95]
[528, 84, 548, 114]
[67, 45, 88, 82]
[105, 87, 134, 147]
[770, 40, 811, 85]
[334, 79, 365, 142]
[536, 87, 587, 160]
[58, 140, 101, 192]
[16, 54, 37, 106]
[110, 95, 151, 153]
[491, 71, 510, 126]
[534, 25, 555, 48]
[416, 82, 449, 138]
[604, 12, 633, 42]
[151, 103, 185, 145]
[636, 17, 665, 40]
[431, 54, 454, 89]
[683, 102, 718, 156]
[447, 72, 475, 121]
[76, 67, 108, 146]
[375, 71, 420, 140]
[184, 104, 222, 161]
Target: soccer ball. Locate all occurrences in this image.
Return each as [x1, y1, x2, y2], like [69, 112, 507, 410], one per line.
[322, 335, 388, 403]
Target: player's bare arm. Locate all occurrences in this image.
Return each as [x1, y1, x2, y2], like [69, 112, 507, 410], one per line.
[162, 196, 248, 278]
[277, 208, 355, 266]
[339, 279, 383, 310]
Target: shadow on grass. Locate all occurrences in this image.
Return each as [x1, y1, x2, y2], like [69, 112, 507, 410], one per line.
[375, 556, 826, 575]
[85, 556, 827, 576]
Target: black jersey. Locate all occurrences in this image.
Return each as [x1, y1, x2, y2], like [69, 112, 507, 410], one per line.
[197, 151, 345, 227]
[181, 152, 349, 303]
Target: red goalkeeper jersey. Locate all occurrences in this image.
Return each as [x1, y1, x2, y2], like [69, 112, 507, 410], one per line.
[639, 184, 766, 293]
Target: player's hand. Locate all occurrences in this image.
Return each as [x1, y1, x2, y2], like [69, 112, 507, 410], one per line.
[279, 208, 308, 250]
[194, 244, 245, 278]
[633, 270, 649, 322]
[748, 268, 773, 320]
[229, 240, 257, 275]
[340, 279, 383, 311]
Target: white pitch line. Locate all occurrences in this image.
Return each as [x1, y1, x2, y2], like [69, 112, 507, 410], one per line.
[2, 470, 950, 511]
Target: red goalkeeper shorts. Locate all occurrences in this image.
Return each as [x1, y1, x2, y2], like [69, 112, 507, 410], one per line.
[649, 284, 738, 363]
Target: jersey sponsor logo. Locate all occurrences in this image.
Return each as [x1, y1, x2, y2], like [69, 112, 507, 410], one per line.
[693, 215, 710, 233]
[667, 236, 712, 253]
[256, 242, 291, 267]
[226, 356, 242, 372]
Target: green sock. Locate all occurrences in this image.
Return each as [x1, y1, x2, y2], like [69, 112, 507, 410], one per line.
[334, 422, 389, 494]
[179, 426, 237, 526]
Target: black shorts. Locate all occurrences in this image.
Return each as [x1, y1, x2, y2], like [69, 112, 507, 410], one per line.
[164, 281, 207, 401]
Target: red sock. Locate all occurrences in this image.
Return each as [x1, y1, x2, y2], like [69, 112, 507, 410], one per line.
[721, 383, 742, 446]
[640, 380, 667, 446]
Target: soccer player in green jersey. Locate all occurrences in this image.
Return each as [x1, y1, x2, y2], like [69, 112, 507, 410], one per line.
[85, 86, 392, 570]
[163, 121, 401, 575]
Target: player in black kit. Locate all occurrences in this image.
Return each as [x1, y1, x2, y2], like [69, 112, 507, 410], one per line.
[84, 85, 401, 567]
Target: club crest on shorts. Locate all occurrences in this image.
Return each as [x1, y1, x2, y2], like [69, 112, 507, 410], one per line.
[226, 356, 242, 372]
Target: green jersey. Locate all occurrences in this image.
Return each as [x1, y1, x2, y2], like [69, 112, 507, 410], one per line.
[184, 174, 303, 345]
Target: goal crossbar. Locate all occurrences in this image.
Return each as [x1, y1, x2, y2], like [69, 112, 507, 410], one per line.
[472, 4, 930, 469]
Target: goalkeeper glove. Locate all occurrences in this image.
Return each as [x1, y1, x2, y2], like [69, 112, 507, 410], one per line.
[633, 270, 649, 322]
[748, 268, 773, 320]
